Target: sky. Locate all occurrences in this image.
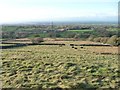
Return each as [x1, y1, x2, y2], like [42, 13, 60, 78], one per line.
[0, 0, 119, 24]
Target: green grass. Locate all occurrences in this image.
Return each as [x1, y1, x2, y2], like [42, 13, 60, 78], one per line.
[2, 26, 18, 32]
[107, 28, 120, 31]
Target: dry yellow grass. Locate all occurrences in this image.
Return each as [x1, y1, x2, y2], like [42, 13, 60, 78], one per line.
[86, 46, 118, 55]
[1, 44, 119, 89]
[42, 41, 100, 45]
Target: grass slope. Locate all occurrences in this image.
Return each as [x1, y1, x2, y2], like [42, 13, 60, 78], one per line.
[1, 45, 119, 89]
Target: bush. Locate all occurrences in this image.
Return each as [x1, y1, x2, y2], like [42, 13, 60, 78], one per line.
[31, 38, 44, 44]
[87, 35, 94, 41]
[107, 35, 118, 45]
[93, 37, 102, 42]
[33, 34, 41, 37]
[100, 37, 109, 44]
[116, 37, 120, 45]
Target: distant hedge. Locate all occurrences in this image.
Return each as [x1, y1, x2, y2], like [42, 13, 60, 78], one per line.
[87, 35, 119, 46]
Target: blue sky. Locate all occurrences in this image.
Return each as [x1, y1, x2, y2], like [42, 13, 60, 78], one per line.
[0, 0, 119, 24]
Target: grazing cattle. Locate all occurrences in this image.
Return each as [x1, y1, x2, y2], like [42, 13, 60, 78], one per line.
[74, 47, 77, 49]
[80, 47, 84, 49]
[72, 46, 74, 48]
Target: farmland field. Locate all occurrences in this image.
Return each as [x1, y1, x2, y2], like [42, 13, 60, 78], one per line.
[68, 29, 93, 32]
[0, 0, 119, 89]
[1, 43, 120, 89]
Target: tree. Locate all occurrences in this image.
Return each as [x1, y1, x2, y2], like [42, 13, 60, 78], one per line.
[94, 27, 109, 37]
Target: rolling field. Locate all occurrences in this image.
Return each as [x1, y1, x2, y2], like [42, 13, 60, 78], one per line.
[1, 44, 120, 89]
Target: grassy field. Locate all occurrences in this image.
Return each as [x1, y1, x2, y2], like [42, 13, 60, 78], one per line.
[0, 44, 15, 46]
[68, 29, 93, 32]
[107, 28, 120, 31]
[1, 42, 119, 89]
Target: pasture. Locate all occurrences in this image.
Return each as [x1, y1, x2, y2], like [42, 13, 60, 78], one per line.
[1, 42, 119, 89]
